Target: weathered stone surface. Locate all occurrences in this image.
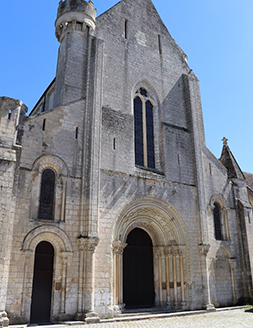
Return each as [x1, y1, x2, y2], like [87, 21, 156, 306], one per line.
[0, 0, 253, 326]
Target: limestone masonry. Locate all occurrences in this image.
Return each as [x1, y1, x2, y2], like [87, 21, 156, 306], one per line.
[1, 0, 253, 326]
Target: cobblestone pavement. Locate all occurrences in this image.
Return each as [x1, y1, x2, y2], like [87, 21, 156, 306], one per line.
[83, 309, 253, 328]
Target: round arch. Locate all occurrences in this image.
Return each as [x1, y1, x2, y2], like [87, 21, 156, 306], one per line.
[114, 197, 188, 247]
[21, 225, 73, 322]
[112, 197, 189, 311]
[209, 194, 228, 208]
[32, 154, 69, 177]
[22, 225, 73, 254]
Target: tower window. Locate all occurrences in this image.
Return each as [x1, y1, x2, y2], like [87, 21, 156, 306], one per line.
[214, 202, 222, 240]
[134, 88, 155, 169]
[158, 34, 162, 55]
[42, 119, 46, 131]
[124, 19, 128, 39]
[8, 110, 11, 120]
[38, 169, 55, 220]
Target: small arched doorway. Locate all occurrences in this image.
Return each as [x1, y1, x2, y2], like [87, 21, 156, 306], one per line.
[30, 241, 54, 323]
[123, 228, 155, 308]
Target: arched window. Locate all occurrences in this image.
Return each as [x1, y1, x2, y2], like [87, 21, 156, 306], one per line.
[38, 169, 55, 220]
[134, 88, 155, 169]
[213, 201, 229, 241]
[214, 202, 222, 240]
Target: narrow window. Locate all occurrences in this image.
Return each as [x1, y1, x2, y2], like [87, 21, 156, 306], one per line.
[42, 119, 46, 131]
[177, 154, 180, 165]
[8, 110, 11, 120]
[134, 88, 155, 169]
[113, 138, 116, 150]
[134, 97, 144, 167]
[38, 169, 55, 220]
[214, 202, 222, 240]
[42, 98, 46, 113]
[75, 127, 79, 139]
[146, 100, 155, 168]
[124, 19, 128, 39]
[209, 163, 212, 175]
[158, 34, 162, 55]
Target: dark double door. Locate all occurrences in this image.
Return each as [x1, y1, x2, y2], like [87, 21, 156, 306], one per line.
[123, 228, 155, 308]
[30, 241, 54, 323]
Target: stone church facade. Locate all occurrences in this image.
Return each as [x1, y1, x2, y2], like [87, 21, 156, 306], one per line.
[1, 0, 253, 325]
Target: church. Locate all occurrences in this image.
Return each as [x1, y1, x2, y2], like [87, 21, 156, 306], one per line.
[1, 0, 253, 325]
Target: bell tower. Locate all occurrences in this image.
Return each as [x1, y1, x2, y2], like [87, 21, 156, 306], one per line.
[53, 0, 97, 108]
[54, 1, 103, 323]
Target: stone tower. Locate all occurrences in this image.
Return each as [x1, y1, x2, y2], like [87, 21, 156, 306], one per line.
[54, 1, 103, 322]
[54, 0, 97, 108]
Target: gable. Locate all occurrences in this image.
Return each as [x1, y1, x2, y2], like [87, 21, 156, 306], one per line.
[96, 0, 188, 66]
[96, 0, 190, 118]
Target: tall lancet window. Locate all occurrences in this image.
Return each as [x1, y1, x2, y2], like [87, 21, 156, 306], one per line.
[213, 202, 222, 240]
[38, 169, 55, 220]
[134, 88, 155, 169]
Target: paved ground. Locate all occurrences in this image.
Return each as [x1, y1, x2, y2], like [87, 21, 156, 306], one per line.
[11, 308, 253, 328]
[85, 308, 253, 328]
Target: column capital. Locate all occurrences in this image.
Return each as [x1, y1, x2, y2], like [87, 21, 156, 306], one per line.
[0, 311, 9, 327]
[77, 236, 99, 252]
[198, 244, 210, 256]
[85, 237, 99, 252]
[154, 246, 164, 257]
[112, 240, 127, 255]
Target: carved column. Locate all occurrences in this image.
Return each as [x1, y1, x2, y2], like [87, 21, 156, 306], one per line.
[164, 247, 171, 306]
[76, 239, 85, 319]
[83, 237, 100, 324]
[60, 179, 67, 222]
[179, 248, 186, 306]
[154, 247, 164, 306]
[20, 252, 33, 319]
[112, 241, 127, 308]
[198, 244, 215, 311]
[171, 248, 178, 307]
[60, 255, 68, 315]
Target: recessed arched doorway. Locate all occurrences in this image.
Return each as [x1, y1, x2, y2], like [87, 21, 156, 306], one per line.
[123, 228, 155, 308]
[30, 241, 54, 323]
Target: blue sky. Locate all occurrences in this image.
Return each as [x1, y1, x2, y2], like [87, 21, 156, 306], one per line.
[1, 0, 253, 172]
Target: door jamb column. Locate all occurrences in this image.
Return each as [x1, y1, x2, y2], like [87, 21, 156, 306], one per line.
[112, 241, 127, 312]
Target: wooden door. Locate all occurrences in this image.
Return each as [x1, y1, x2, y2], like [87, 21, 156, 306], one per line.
[123, 228, 155, 308]
[30, 241, 54, 323]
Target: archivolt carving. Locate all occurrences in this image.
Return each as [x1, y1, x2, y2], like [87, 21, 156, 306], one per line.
[32, 154, 69, 177]
[209, 194, 228, 208]
[114, 197, 188, 247]
[22, 225, 73, 254]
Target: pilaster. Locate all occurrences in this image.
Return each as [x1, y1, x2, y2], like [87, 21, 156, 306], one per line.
[0, 97, 27, 327]
[198, 244, 216, 311]
[78, 237, 100, 324]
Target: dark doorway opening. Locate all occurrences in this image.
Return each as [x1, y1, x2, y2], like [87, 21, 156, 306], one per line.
[123, 228, 155, 308]
[30, 241, 54, 323]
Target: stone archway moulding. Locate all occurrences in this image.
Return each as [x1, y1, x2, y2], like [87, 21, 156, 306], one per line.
[112, 197, 189, 310]
[114, 197, 188, 246]
[22, 225, 73, 254]
[209, 193, 228, 208]
[32, 154, 69, 177]
[20, 225, 73, 320]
